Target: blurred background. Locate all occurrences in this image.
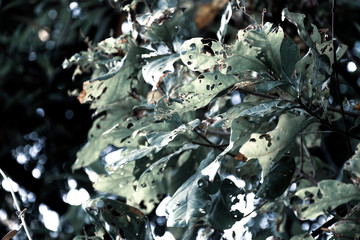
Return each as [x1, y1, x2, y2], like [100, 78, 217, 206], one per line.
[0, 0, 359, 239]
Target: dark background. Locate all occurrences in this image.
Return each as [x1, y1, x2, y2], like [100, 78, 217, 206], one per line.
[0, 0, 359, 239]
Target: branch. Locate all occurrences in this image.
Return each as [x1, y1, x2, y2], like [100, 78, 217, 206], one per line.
[0, 169, 32, 240]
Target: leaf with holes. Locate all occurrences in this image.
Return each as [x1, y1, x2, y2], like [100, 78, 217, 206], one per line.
[78, 47, 149, 109]
[208, 178, 244, 230]
[137, 143, 198, 190]
[146, 10, 183, 46]
[84, 198, 154, 240]
[142, 53, 180, 90]
[104, 119, 199, 168]
[156, 71, 238, 117]
[72, 100, 138, 170]
[221, 100, 294, 129]
[180, 38, 225, 72]
[166, 151, 221, 227]
[94, 161, 167, 214]
[343, 143, 360, 179]
[291, 180, 360, 220]
[239, 113, 309, 178]
[226, 23, 284, 77]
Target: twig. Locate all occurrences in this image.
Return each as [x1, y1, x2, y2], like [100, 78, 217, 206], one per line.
[294, 168, 317, 186]
[243, 200, 269, 218]
[0, 169, 32, 240]
[191, 140, 236, 157]
[331, 0, 353, 156]
[143, 0, 153, 13]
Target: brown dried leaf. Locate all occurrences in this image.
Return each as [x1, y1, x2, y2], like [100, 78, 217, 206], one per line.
[195, 0, 228, 29]
[234, 152, 247, 162]
[2, 230, 18, 240]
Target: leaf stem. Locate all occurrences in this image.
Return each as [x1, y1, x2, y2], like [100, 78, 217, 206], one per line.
[0, 169, 32, 240]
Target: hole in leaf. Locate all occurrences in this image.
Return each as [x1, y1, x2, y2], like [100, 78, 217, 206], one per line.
[317, 190, 323, 199]
[189, 55, 193, 59]
[112, 210, 123, 217]
[181, 50, 187, 55]
[206, 85, 210, 90]
[301, 207, 308, 212]
[139, 200, 147, 210]
[249, 138, 256, 142]
[214, 74, 218, 80]
[305, 64, 310, 69]
[189, 43, 196, 51]
[127, 123, 134, 129]
[198, 74, 205, 79]
[187, 61, 192, 65]
[227, 66, 232, 74]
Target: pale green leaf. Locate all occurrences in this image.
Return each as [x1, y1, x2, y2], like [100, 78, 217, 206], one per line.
[142, 53, 180, 90]
[343, 143, 360, 179]
[72, 101, 137, 170]
[94, 161, 166, 214]
[180, 38, 225, 72]
[105, 119, 199, 168]
[331, 222, 360, 239]
[239, 113, 308, 177]
[226, 23, 284, 77]
[292, 180, 360, 220]
[79, 47, 148, 109]
[155, 71, 238, 117]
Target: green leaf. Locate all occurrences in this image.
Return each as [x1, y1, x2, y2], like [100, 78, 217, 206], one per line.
[292, 180, 360, 220]
[94, 161, 166, 214]
[156, 71, 238, 116]
[104, 119, 199, 168]
[73, 237, 102, 240]
[256, 155, 295, 200]
[142, 53, 180, 90]
[331, 222, 360, 239]
[166, 151, 221, 227]
[78, 47, 148, 109]
[226, 23, 284, 77]
[72, 101, 138, 170]
[290, 233, 315, 240]
[137, 143, 199, 189]
[180, 38, 225, 72]
[343, 143, 360, 179]
[221, 100, 294, 128]
[84, 198, 154, 240]
[208, 178, 244, 230]
[146, 10, 183, 46]
[280, 36, 300, 89]
[239, 113, 308, 177]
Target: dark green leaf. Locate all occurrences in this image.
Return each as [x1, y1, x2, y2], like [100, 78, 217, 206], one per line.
[208, 178, 244, 230]
[256, 155, 295, 200]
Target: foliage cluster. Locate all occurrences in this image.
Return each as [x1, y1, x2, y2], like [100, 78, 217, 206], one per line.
[63, 0, 360, 239]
